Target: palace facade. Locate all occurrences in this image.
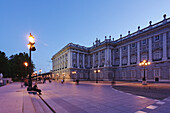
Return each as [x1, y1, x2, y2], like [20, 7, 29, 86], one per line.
[52, 15, 170, 82]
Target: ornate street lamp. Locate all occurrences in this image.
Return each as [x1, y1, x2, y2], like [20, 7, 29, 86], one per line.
[39, 69, 42, 74]
[94, 69, 100, 83]
[139, 60, 151, 85]
[27, 33, 36, 91]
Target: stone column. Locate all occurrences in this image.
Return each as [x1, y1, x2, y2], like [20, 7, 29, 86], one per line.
[137, 42, 140, 64]
[63, 54, 66, 69]
[93, 53, 95, 68]
[77, 52, 79, 68]
[83, 54, 85, 68]
[98, 51, 100, 67]
[128, 45, 130, 65]
[68, 50, 72, 68]
[108, 48, 111, 66]
[119, 47, 122, 67]
[88, 55, 90, 68]
[104, 48, 107, 67]
[112, 49, 115, 66]
[162, 32, 167, 61]
[149, 38, 152, 62]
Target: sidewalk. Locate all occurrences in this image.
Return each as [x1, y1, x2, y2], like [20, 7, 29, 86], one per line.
[1, 81, 170, 113]
[0, 82, 52, 113]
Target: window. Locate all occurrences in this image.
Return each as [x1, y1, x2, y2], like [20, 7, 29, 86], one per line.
[142, 40, 147, 45]
[154, 35, 160, 41]
[168, 48, 170, 58]
[153, 50, 161, 60]
[123, 46, 126, 50]
[131, 43, 136, 48]
[122, 71, 126, 80]
[141, 54, 147, 61]
[131, 55, 136, 63]
[154, 68, 160, 81]
[131, 70, 136, 80]
[122, 57, 127, 65]
[116, 49, 119, 52]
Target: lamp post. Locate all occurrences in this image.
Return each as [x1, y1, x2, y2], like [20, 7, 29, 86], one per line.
[94, 69, 100, 83]
[139, 60, 151, 85]
[27, 33, 36, 91]
[39, 69, 42, 81]
[35, 71, 37, 81]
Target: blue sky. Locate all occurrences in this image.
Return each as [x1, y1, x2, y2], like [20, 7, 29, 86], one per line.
[0, 0, 170, 73]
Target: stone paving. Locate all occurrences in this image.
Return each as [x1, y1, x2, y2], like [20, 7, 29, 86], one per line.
[0, 81, 170, 113]
[0, 82, 51, 113]
[38, 81, 158, 113]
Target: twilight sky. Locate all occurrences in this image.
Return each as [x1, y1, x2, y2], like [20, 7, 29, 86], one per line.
[0, 0, 170, 73]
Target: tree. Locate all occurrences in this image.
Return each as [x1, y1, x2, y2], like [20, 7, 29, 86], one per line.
[8, 52, 35, 79]
[0, 51, 35, 80]
[0, 51, 9, 77]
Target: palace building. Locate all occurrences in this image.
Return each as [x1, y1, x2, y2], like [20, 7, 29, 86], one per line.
[51, 15, 170, 82]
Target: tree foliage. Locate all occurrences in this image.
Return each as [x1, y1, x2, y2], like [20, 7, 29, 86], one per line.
[0, 51, 35, 80]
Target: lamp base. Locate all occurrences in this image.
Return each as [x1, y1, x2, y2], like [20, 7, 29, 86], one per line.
[27, 86, 32, 91]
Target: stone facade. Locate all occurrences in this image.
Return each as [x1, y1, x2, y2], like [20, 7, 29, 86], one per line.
[52, 15, 170, 82]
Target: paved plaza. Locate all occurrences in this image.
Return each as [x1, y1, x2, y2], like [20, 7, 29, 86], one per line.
[0, 81, 170, 113]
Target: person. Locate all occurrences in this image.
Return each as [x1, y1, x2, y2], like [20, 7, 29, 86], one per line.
[49, 78, 52, 83]
[76, 79, 79, 85]
[43, 77, 46, 84]
[24, 78, 28, 87]
[61, 79, 64, 84]
[33, 83, 42, 95]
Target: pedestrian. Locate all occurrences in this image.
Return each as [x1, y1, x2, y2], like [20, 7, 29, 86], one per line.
[24, 78, 28, 87]
[33, 83, 42, 95]
[76, 79, 79, 85]
[43, 77, 46, 84]
[61, 79, 64, 84]
[49, 78, 52, 83]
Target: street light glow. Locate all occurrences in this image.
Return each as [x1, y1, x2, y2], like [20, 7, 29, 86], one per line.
[24, 62, 28, 67]
[27, 44, 31, 49]
[39, 69, 42, 73]
[28, 34, 35, 44]
[72, 71, 76, 74]
[139, 60, 151, 67]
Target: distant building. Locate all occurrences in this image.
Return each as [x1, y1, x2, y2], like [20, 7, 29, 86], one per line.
[52, 14, 170, 82]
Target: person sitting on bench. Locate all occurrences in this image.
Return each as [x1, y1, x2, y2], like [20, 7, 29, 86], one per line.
[33, 83, 42, 95]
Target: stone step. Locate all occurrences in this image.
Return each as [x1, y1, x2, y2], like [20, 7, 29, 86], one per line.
[23, 91, 36, 113]
[40, 93, 69, 113]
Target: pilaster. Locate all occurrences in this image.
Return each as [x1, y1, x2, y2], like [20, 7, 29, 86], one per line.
[162, 32, 167, 61]
[149, 38, 152, 62]
[119, 47, 122, 67]
[128, 45, 130, 65]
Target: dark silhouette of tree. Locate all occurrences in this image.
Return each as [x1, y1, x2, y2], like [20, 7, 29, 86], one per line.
[0, 51, 35, 80]
[0, 51, 9, 77]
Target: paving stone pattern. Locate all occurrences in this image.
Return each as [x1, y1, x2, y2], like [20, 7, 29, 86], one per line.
[38, 82, 157, 113]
